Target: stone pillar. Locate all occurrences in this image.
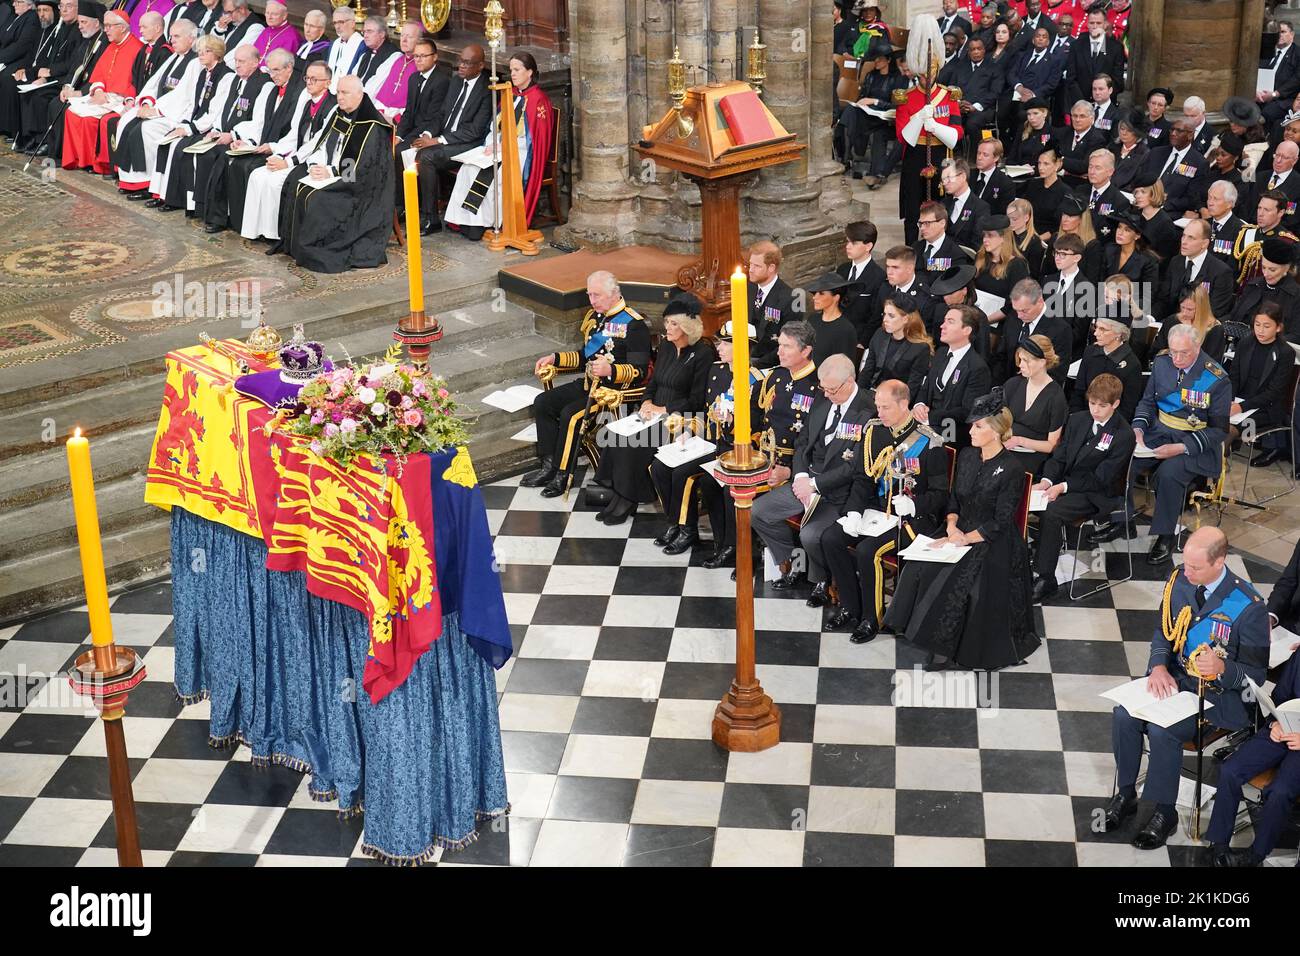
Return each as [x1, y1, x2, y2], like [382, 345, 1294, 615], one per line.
[1237, 0, 1266, 99]
[709, 0, 739, 81]
[557, 0, 639, 248]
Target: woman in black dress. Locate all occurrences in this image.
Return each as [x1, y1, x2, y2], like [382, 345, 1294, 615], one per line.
[1101, 210, 1160, 290]
[1151, 285, 1227, 365]
[651, 319, 761, 557]
[806, 272, 860, 368]
[1132, 173, 1182, 269]
[1021, 144, 1072, 237]
[1073, 316, 1145, 422]
[1008, 198, 1048, 280]
[594, 297, 713, 524]
[883, 388, 1039, 671]
[857, 291, 934, 398]
[1010, 97, 1055, 168]
[1002, 334, 1068, 476]
[972, 214, 1031, 325]
[1110, 115, 1150, 192]
[1230, 303, 1296, 465]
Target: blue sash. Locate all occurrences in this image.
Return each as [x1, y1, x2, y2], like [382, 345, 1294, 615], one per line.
[1157, 366, 1218, 416]
[1181, 586, 1252, 669]
[582, 329, 612, 360]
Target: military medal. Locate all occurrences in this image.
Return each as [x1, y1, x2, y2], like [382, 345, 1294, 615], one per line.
[1187, 414, 1202, 428]
[791, 420, 803, 432]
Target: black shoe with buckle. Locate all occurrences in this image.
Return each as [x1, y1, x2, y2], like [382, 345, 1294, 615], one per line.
[849, 618, 879, 644]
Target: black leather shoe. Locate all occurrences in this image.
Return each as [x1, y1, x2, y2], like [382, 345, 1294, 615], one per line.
[1031, 576, 1058, 604]
[923, 654, 951, 672]
[806, 582, 830, 608]
[540, 474, 567, 498]
[1212, 847, 1261, 868]
[1250, 448, 1283, 468]
[1147, 535, 1174, 565]
[203, 223, 224, 234]
[662, 527, 699, 555]
[1132, 807, 1179, 850]
[264, 241, 284, 255]
[1090, 520, 1137, 544]
[420, 220, 442, 236]
[124, 190, 147, 201]
[144, 197, 165, 208]
[520, 459, 556, 488]
[703, 546, 734, 570]
[599, 494, 636, 526]
[825, 607, 857, 631]
[770, 570, 801, 590]
[157, 202, 181, 212]
[850, 618, 879, 644]
[1103, 791, 1138, 832]
[653, 525, 682, 548]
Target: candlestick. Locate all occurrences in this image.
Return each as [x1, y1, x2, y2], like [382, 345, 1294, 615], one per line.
[729, 267, 750, 463]
[66, 428, 114, 651]
[403, 166, 423, 313]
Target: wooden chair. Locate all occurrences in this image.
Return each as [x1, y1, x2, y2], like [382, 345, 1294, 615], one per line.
[531, 99, 566, 227]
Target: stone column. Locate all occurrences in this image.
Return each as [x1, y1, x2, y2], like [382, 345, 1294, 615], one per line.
[1237, 0, 1266, 99]
[556, 0, 640, 248]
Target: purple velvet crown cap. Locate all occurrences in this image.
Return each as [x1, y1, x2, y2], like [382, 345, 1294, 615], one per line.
[234, 360, 334, 410]
[278, 338, 326, 382]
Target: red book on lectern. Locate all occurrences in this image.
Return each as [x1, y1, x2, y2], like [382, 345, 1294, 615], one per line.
[719, 90, 776, 145]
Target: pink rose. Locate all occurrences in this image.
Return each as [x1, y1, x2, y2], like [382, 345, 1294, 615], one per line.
[310, 412, 325, 425]
[340, 418, 358, 434]
[438, 388, 449, 399]
[403, 409, 422, 427]
[323, 423, 340, 438]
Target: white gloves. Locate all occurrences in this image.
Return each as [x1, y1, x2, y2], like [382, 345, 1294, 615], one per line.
[893, 496, 916, 518]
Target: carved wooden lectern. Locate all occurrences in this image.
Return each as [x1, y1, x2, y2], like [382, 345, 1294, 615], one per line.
[633, 80, 805, 333]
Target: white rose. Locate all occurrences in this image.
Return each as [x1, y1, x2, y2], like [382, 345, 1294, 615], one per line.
[357, 386, 377, 404]
[371, 402, 387, 416]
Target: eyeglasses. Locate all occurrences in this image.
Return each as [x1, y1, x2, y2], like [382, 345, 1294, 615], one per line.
[917, 219, 942, 226]
[819, 380, 851, 394]
[1053, 250, 1081, 257]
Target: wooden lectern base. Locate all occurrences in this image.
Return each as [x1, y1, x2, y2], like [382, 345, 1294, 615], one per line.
[713, 690, 782, 752]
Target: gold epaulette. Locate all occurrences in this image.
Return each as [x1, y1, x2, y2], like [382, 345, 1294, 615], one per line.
[947, 85, 963, 101]
[891, 88, 907, 105]
[917, 421, 945, 444]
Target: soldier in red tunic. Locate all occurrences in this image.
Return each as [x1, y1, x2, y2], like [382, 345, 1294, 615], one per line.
[895, 14, 962, 245]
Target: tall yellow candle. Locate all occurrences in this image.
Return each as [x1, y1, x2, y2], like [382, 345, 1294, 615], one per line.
[403, 166, 424, 313]
[66, 429, 114, 648]
[729, 267, 750, 456]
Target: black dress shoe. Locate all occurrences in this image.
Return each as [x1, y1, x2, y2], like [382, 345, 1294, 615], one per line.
[702, 546, 735, 570]
[850, 618, 879, 644]
[1212, 847, 1261, 868]
[1250, 448, 1283, 468]
[1090, 520, 1137, 544]
[540, 474, 567, 498]
[1031, 576, 1058, 604]
[770, 570, 802, 590]
[653, 525, 682, 548]
[806, 582, 830, 608]
[1132, 807, 1179, 850]
[31, 144, 48, 156]
[264, 241, 284, 255]
[420, 220, 442, 236]
[826, 607, 858, 631]
[124, 190, 147, 201]
[662, 526, 699, 555]
[520, 459, 556, 488]
[923, 654, 951, 672]
[144, 197, 165, 208]
[1147, 535, 1174, 565]
[1102, 791, 1138, 831]
[203, 223, 224, 234]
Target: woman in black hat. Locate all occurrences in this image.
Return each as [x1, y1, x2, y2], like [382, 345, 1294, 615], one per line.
[1010, 97, 1055, 168]
[972, 214, 1031, 320]
[1048, 193, 1103, 282]
[1007, 197, 1049, 279]
[806, 272, 860, 368]
[1110, 113, 1150, 192]
[1102, 209, 1159, 289]
[1002, 333, 1068, 477]
[1221, 95, 1268, 146]
[882, 387, 1039, 671]
[857, 291, 934, 398]
[838, 38, 908, 184]
[1131, 172, 1182, 266]
[1073, 313, 1145, 421]
[1021, 143, 1071, 237]
[650, 319, 762, 559]
[592, 296, 715, 525]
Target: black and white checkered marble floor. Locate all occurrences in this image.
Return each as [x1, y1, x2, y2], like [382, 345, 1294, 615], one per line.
[1, 470, 1296, 867]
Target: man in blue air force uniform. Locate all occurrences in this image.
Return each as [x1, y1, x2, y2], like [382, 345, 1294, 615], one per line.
[1106, 527, 1270, 851]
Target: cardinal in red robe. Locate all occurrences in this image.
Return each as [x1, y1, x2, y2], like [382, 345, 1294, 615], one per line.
[62, 10, 142, 172]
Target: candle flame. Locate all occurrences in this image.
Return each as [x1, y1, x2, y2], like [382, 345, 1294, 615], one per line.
[732, 266, 745, 280]
[74, 427, 82, 439]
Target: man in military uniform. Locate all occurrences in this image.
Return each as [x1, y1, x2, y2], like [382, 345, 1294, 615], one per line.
[819, 378, 950, 644]
[1231, 191, 1299, 290]
[752, 352, 874, 595]
[1129, 324, 1232, 565]
[1105, 527, 1270, 851]
[895, 15, 962, 246]
[520, 270, 652, 497]
[753, 320, 818, 484]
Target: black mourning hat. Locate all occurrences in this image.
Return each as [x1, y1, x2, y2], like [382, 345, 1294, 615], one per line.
[1146, 87, 1174, 104]
[929, 262, 976, 296]
[806, 272, 849, 294]
[1221, 96, 1262, 128]
[866, 38, 893, 60]
[981, 214, 1011, 232]
[1262, 236, 1296, 266]
[1023, 97, 1050, 112]
[1109, 208, 1144, 233]
[1017, 336, 1046, 360]
[1058, 193, 1088, 216]
[1218, 131, 1245, 157]
[663, 292, 702, 318]
[966, 386, 1008, 423]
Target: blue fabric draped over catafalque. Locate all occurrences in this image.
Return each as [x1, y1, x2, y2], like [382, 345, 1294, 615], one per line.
[168, 448, 511, 864]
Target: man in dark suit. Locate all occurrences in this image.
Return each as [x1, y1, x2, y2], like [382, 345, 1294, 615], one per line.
[998, 26, 1063, 141]
[1182, 96, 1215, 156]
[1001, 276, 1073, 385]
[1067, 7, 1126, 104]
[971, 138, 1016, 215]
[1259, 20, 1300, 125]
[1156, 219, 1235, 321]
[751, 353, 875, 592]
[1088, 73, 1121, 142]
[913, 304, 992, 447]
[1203, 180, 1247, 272]
[936, 0, 973, 39]
[1251, 140, 1300, 233]
[868, 244, 939, 345]
[0, 0, 41, 78]
[1054, 100, 1106, 189]
[915, 199, 975, 289]
[750, 239, 804, 368]
[1076, 146, 1129, 241]
[938, 36, 1002, 148]
[1269, 539, 1300, 634]
[1031, 373, 1136, 602]
[411, 42, 489, 220]
[836, 219, 886, 345]
[391, 35, 447, 234]
[1142, 119, 1210, 218]
[938, 160, 991, 250]
[1106, 527, 1270, 851]
[1023, 0, 1055, 36]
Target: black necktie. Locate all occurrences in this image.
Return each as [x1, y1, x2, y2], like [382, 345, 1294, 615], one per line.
[1183, 258, 1195, 287]
[1092, 421, 1100, 436]
[447, 79, 469, 132]
[976, 173, 986, 195]
[1195, 585, 1207, 608]
[827, 404, 842, 437]
[1272, 47, 1284, 70]
[1160, 149, 1180, 180]
[1029, 52, 1041, 67]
